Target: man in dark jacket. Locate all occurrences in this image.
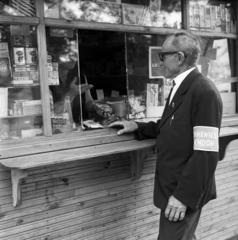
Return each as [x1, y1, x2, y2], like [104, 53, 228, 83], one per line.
[109, 32, 223, 240]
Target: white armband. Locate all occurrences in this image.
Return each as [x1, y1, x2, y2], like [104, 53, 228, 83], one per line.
[193, 126, 219, 152]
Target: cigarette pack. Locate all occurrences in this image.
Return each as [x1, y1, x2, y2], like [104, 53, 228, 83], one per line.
[215, 5, 221, 32]
[225, 7, 231, 33]
[210, 5, 216, 31]
[25, 48, 38, 65]
[189, 3, 194, 29]
[220, 4, 226, 32]
[199, 4, 206, 30]
[13, 47, 26, 65]
[205, 5, 211, 30]
[230, 8, 236, 33]
[193, 3, 200, 30]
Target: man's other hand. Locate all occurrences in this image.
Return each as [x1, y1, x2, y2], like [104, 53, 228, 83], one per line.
[165, 195, 187, 222]
[108, 120, 138, 135]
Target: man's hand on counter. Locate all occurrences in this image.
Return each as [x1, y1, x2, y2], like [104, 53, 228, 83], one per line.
[108, 120, 138, 135]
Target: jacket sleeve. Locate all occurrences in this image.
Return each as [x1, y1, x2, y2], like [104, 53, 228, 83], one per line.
[173, 85, 223, 209]
[135, 120, 160, 140]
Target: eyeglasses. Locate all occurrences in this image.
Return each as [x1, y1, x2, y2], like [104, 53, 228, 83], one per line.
[158, 51, 186, 61]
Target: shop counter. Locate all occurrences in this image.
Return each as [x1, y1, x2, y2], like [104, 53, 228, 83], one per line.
[0, 125, 238, 207]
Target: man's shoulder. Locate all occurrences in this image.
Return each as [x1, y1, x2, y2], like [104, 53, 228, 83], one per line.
[192, 74, 217, 92]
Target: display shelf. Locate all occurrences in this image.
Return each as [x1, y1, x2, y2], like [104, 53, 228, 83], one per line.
[7, 84, 40, 88]
[0, 114, 42, 119]
[0, 14, 39, 25]
[44, 18, 238, 39]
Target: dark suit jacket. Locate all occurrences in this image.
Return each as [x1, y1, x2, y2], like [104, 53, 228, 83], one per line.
[136, 68, 223, 211]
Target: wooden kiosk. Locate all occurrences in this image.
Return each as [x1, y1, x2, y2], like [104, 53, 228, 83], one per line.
[1, 0, 238, 239]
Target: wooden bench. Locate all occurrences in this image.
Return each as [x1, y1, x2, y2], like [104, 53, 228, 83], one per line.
[1, 127, 238, 207]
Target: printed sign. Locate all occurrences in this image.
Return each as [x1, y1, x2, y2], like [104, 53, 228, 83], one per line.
[193, 126, 219, 152]
[149, 46, 164, 78]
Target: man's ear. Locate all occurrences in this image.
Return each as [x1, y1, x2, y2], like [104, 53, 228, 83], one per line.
[177, 52, 186, 65]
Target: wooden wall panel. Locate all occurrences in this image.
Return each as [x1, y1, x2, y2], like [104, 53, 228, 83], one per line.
[0, 141, 238, 240]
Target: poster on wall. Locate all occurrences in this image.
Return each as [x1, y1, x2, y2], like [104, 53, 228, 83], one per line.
[149, 46, 164, 78]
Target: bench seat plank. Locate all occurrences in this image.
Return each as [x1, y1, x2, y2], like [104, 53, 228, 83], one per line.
[0, 139, 156, 170]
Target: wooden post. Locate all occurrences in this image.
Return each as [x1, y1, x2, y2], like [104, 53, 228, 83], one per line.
[35, 0, 52, 136]
[11, 169, 28, 207]
[130, 148, 154, 180]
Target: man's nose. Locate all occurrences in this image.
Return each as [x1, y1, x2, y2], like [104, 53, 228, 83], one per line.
[159, 60, 164, 66]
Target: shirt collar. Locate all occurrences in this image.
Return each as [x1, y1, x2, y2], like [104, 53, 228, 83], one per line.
[173, 67, 196, 89]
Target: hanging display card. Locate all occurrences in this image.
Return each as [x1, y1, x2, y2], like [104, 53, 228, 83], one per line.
[149, 46, 164, 78]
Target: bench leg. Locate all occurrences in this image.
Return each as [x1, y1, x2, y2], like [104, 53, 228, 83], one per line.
[130, 148, 154, 180]
[11, 169, 28, 207]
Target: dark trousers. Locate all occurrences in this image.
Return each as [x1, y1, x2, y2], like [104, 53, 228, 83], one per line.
[158, 209, 202, 240]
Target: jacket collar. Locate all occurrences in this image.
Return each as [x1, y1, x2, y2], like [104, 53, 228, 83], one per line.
[158, 68, 201, 129]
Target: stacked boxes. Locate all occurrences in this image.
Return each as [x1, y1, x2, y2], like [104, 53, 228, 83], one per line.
[12, 46, 39, 85]
[189, 2, 236, 33]
[47, 55, 59, 86]
[10, 25, 40, 86]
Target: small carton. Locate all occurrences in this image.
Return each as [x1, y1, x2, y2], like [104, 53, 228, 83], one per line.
[25, 48, 38, 65]
[210, 5, 216, 31]
[205, 5, 211, 30]
[225, 7, 231, 33]
[215, 5, 221, 32]
[13, 47, 26, 65]
[193, 3, 200, 30]
[199, 4, 206, 30]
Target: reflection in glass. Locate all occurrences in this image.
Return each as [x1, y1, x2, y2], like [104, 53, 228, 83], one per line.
[44, 0, 181, 28]
[0, 24, 42, 141]
[199, 37, 235, 115]
[44, 0, 121, 23]
[189, 0, 236, 33]
[46, 28, 81, 134]
[0, 0, 36, 17]
[122, 0, 181, 29]
[125, 33, 169, 119]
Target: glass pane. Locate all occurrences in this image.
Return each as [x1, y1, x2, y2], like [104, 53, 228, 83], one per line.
[0, 24, 43, 141]
[189, 0, 236, 33]
[0, 0, 36, 17]
[78, 30, 127, 128]
[125, 33, 168, 120]
[44, 0, 181, 29]
[47, 28, 127, 133]
[122, 0, 181, 29]
[44, 0, 121, 24]
[199, 37, 235, 115]
[46, 27, 83, 134]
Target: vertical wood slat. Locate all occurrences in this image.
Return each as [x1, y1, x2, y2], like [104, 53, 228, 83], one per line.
[0, 144, 238, 239]
[35, 0, 52, 136]
[182, 0, 190, 30]
[236, 2, 238, 113]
